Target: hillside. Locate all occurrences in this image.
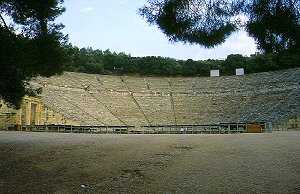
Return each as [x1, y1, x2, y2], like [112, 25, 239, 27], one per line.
[27, 68, 300, 130]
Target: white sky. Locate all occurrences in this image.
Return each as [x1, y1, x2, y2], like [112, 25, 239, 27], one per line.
[57, 0, 258, 60]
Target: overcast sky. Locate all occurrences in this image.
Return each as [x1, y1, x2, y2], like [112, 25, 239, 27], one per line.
[57, 0, 258, 60]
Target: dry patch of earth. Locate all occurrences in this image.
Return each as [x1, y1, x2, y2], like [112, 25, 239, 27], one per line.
[0, 131, 299, 193]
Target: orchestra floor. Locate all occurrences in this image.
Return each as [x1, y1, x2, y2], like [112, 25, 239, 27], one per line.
[0, 131, 299, 193]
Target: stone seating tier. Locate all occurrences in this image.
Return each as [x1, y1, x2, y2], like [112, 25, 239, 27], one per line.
[35, 68, 300, 127]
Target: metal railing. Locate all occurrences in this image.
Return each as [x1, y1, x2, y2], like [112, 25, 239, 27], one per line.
[10, 122, 272, 134]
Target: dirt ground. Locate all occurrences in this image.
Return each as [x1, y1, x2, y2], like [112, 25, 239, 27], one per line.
[0, 131, 299, 194]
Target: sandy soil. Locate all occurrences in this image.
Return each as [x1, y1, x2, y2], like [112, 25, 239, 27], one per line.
[0, 131, 299, 194]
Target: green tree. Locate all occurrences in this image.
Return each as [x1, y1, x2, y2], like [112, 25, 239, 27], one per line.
[0, 0, 68, 108]
[246, 0, 299, 54]
[139, 0, 299, 54]
[181, 59, 198, 76]
[196, 61, 211, 76]
[223, 54, 248, 75]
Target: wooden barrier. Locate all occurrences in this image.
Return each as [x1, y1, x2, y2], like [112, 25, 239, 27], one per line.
[247, 124, 262, 133]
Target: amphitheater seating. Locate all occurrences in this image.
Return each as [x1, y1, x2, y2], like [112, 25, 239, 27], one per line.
[91, 92, 149, 126]
[96, 75, 127, 91]
[41, 88, 102, 125]
[134, 95, 175, 125]
[0, 100, 17, 130]
[122, 76, 149, 92]
[144, 77, 171, 93]
[34, 68, 299, 128]
[262, 89, 300, 123]
[168, 77, 195, 93]
[172, 95, 209, 124]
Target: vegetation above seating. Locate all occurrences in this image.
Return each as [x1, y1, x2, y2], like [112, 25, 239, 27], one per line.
[64, 44, 299, 77]
[1, 0, 299, 108]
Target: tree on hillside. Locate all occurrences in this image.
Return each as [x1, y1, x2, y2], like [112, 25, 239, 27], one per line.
[139, 0, 300, 55]
[0, 0, 68, 108]
[222, 54, 247, 75]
